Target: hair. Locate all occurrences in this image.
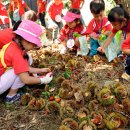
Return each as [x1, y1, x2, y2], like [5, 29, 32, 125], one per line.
[69, 8, 82, 24]
[108, 4, 130, 22]
[14, 34, 29, 59]
[90, 0, 105, 14]
[12, 20, 22, 31]
[23, 10, 37, 22]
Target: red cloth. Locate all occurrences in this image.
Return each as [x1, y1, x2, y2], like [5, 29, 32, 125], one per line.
[70, 0, 82, 9]
[58, 24, 84, 42]
[112, 21, 130, 34]
[9, 0, 28, 16]
[0, 3, 9, 24]
[0, 28, 15, 49]
[121, 34, 130, 50]
[48, 2, 63, 20]
[0, 42, 29, 76]
[85, 17, 112, 35]
[37, 0, 46, 14]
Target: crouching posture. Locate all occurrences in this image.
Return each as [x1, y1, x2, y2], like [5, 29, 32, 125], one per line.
[0, 20, 53, 103]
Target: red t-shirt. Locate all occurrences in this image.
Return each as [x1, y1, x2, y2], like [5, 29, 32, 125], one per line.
[70, 0, 83, 9]
[112, 21, 130, 34]
[58, 24, 85, 41]
[86, 17, 112, 35]
[48, 2, 63, 20]
[0, 3, 9, 24]
[0, 42, 29, 76]
[121, 34, 130, 50]
[0, 28, 15, 49]
[9, 0, 28, 16]
[37, 0, 46, 14]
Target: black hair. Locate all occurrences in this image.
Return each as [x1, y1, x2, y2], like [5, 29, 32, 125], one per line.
[13, 20, 22, 31]
[68, 8, 82, 24]
[90, 0, 105, 14]
[14, 34, 29, 59]
[108, 4, 130, 22]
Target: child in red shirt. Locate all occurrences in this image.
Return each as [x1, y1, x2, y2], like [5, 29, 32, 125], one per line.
[70, 0, 84, 9]
[0, 10, 38, 49]
[0, 1, 10, 30]
[0, 21, 22, 49]
[57, 8, 86, 54]
[0, 20, 53, 103]
[8, 0, 30, 25]
[47, 0, 64, 40]
[37, 0, 46, 26]
[86, 0, 112, 56]
[97, 5, 130, 81]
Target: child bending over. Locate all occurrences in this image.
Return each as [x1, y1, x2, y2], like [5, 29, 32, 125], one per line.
[0, 20, 53, 103]
[57, 8, 86, 54]
[86, 0, 112, 56]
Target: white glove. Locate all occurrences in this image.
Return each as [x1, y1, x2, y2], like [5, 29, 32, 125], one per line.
[39, 72, 53, 84]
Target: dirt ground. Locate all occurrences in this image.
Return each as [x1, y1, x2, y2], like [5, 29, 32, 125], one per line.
[0, 46, 130, 130]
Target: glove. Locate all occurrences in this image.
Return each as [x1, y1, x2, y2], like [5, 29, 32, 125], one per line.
[39, 72, 53, 84]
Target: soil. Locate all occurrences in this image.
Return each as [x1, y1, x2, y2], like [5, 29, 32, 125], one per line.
[0, 46, 130, 130]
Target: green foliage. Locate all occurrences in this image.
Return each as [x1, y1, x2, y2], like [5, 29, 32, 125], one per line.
[104, 0, 116, 15]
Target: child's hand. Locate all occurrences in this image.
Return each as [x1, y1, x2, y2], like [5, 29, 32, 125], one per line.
[97, 47, 104, 53]
[90, 32, 100, 39]
[87, 36, 90, 44]
[38, 68, 51, 76]
[39, 72, 53, 84]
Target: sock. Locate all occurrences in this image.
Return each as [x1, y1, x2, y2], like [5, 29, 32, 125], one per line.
[6, 94, 16, 98]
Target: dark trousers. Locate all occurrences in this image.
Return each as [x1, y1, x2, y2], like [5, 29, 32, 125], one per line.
[125, 55, 130, 75]
[39, 12, 46, 27]
[89, 38, 99, 56]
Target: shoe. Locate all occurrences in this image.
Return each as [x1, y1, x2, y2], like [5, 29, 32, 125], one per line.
[121, 72, 130, 82]
[5, 93, 22, 104]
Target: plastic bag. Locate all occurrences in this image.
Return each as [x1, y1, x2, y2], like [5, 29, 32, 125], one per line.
[77, 36, 89, 56]
[99, 31, 122, 62]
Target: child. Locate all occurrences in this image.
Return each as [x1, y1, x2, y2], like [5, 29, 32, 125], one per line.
[86, 0, 112, 56]
[98, 5, 130, 53]
[47, 0, 64, 40]
[8, 0, 30, 25]
[0, 20, 53, 103]
[23, 10, 37, 21]
[56, 8, 86, 54]
[121, 34, 130, 81]
[37, 0, 46, 26]
[70, 0, 84, 9]
[0, 10, 37, 49]
[0, 0, 10, 30]
[97, 5, 130, 80]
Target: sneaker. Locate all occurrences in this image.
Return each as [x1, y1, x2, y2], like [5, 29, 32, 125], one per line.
[5, 93, 22, 104]
[121, 72, 130, 82]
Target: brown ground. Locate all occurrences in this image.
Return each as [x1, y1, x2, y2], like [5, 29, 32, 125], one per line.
[0, 46, 130, 130]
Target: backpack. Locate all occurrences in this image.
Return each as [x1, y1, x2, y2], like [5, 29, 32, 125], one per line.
[0, 43, 12, 71]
